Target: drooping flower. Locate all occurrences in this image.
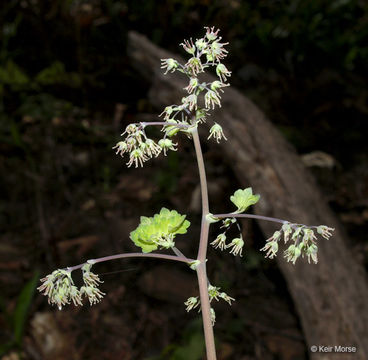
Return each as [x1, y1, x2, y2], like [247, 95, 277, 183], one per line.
[302, 228, 317, 244]
[184, 78, 198, 94]
[126, 148, 149, 168]
[185, 57, 203, 76]
[306, 244, 318, 264]
[219, 292, 235, 305]
[207, 123, 227, 143]
[158, 138, 178, 155]
[113, 141, 128, 156]
[317, 225, 334, 240]
[80, 285, 105, 306]
[282, 223, 293, 243]
[210, 308, 216, 326]
[208, 40, 229, 62]
[143, 138, 162, 157]
[159, 106, 174, 120]
[226, 237, 244, 257]
[216, 63, 231, 82]
[82, 263, 103, 287]
[210, 233, 227, 251]
[38, 269, 81, 310]
[210, 80, 229, 94]
[184, 296, 200, 312]
[204, 90, 221, 109]
[161, 58, 179, 74]
[260, 239, 279, 259]
[284, 244, 301, 264]
[182, 94, 197, 111]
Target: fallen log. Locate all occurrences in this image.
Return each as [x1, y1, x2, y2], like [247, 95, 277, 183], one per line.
[127, 31, 368, 359]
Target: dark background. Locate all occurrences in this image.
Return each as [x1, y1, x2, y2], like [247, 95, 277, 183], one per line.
[1, 1, 367, 359]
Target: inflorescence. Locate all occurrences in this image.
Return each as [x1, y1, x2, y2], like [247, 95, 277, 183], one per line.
[185, 284, 235, 326]
[38, 262, 105, 310]
[113, 26, 231, 167]
[261, 223, 334, 264]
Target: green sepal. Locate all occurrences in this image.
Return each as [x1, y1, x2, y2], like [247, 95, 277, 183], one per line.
[130, 208, 190, 253]
[230, 188, 260, 213]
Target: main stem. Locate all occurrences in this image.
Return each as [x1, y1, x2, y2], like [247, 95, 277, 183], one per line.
[192, 127, 217, 360]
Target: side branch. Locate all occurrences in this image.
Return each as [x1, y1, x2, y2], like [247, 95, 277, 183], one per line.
[66, 252, 195, 272]
[213, 213, 287, 225]
[137, 121, 190, 129]
[213, 213, 325, 229]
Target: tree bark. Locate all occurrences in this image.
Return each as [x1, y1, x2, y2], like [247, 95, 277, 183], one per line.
[127, 31, 368, 359]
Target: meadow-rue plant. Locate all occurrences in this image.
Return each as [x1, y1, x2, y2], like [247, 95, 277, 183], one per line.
[38, 27, 334, 360]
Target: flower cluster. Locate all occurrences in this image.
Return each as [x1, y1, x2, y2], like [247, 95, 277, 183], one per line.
[185, 284, 235, 326]
[210, 214, 245, 257]
[211, 231, 245, 257]
[160, 27, 231, 143]
[38, 262, 105, 310]
[261, 223, 334, 264]
[113, 28, 231, 168]
[113, 124, 165, 168]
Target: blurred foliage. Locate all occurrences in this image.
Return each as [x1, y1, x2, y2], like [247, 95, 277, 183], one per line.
[0, 271, 40, 356]
[147, 319, 205, 360]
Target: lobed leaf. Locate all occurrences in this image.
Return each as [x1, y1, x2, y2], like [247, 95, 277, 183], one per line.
[130, 208, 190, 253]
[230, 188, 260, 213]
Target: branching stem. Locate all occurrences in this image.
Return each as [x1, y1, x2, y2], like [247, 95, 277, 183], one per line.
[138, 121, 190, 129]
[213, 213, 288, 224]
[66, 253, 194, 272]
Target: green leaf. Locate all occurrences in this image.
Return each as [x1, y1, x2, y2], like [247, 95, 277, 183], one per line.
[230, 188, 260, 213]
[13, 270, 40, 345]
[130, 208, 190, 253]
[35, 61, 81, 87]
[0, 60, 29, 87]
